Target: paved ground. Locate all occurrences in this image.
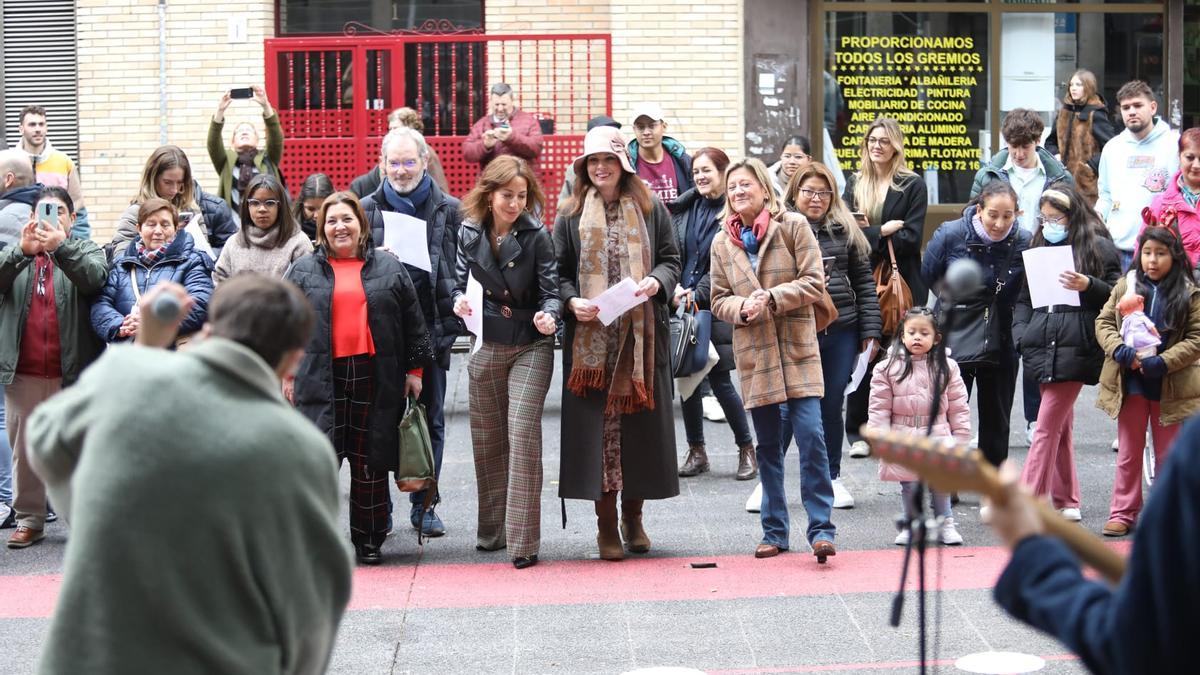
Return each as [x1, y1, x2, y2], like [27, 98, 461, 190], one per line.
[0, 355, 1134, 674]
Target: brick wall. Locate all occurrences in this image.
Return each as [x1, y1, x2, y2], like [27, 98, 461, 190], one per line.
[77, 0, 273, 241]
[486, 0, 745, 158]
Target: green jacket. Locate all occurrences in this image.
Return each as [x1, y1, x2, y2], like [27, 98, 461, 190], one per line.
[0, 239, 108, 386]
[206, 112, 285, 208]
[969, 147, 1073, 200]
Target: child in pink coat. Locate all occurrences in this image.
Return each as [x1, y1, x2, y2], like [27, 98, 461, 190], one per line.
[868, 307, 972, 546]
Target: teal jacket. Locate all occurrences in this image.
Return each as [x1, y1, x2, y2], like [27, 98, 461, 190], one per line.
[969, 147, 1073, 200]
[626, 136, 695, 195]
[0, 238, 107, 386]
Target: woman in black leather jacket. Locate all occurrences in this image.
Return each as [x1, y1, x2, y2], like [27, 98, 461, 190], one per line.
[452, 156, 560, 570]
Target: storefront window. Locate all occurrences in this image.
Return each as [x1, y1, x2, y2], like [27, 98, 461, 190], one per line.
[278, 0, 483, 35]
[826, 12, 989, 204]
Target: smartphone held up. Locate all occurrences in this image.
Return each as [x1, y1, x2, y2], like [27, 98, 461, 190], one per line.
[229, 87, 254, 99]
[37, 201, 57, 231]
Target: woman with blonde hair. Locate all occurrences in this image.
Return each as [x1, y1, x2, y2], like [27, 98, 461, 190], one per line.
[784, 162, 881, 508]
[452, 156, 559, 569]
[553, 125, 680, 562]
[842, 116, 929, 459]
[1045, 69, 1116, 205]
[110, 145, 238, 261]
[710, 157, 836, 562]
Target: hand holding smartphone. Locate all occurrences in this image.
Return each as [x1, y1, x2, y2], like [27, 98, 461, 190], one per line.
[37, 202, 57, 231]
[851, 212, 869, 229]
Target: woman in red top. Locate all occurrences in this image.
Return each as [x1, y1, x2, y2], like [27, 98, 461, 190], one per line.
[287, 192, 432, 565]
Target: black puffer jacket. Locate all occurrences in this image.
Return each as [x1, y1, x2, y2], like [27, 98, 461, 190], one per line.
[453, 212, 561, 346]
[1013, 236, 1122, 385]
[811, 218, 882, 342]
[287, 246, 434, 472]
[361, 179, 463, 369]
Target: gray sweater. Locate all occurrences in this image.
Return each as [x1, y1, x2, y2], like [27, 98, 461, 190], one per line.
[27, 338, 351, 675]
[213, 225, 313, 285]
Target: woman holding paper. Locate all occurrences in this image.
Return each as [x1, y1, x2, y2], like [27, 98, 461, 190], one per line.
[1013, 186, 1121, 521]
[709, 157, 837, 562]
[452, 156, 560, 570]
[287, 191, 432, 566]
[553, 125, 680, 562]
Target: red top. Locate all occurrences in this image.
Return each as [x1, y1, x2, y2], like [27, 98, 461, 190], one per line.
[17, 254, 63, 378]
[329, 258, 376, 359]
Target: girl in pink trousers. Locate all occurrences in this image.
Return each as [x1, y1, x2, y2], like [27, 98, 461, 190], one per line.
[868, 307, 972, 546]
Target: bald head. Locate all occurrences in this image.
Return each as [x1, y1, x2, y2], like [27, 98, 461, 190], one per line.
[0, 149, 34, 192]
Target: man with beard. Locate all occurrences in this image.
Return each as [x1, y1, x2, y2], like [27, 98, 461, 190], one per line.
[361, 128, 462, 537]
[462, 82, 543, 170]
[1095, 80, 1180, 271]
[12, 106, 89, 239]
[207, 86, 285, 214]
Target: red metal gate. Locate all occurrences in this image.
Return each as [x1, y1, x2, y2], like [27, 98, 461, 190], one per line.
[264, 32, 612, 225]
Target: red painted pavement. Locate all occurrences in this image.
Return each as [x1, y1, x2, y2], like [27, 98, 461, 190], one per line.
[1, 543, 1130, 619]
[706, 653, 1081, 673]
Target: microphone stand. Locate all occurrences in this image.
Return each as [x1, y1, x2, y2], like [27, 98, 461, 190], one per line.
[889, 290, 962, 675]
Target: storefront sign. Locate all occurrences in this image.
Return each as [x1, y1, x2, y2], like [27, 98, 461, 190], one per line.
[833, 35, 986, 176]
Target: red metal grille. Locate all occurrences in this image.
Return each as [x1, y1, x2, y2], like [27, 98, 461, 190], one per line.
[265, 33, 611, 226]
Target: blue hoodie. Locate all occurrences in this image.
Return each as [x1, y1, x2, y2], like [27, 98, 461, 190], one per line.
[1096, 118, 1180, 252]
[0, 183, 42, 248]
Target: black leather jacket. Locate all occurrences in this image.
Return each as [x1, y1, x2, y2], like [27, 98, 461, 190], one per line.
[453, 212, 561, 346]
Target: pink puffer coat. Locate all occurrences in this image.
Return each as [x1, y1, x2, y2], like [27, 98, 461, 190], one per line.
[868, 350, 972, 482]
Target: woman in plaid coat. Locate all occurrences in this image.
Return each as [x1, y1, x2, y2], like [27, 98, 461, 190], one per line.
[710, 158, 837, 562]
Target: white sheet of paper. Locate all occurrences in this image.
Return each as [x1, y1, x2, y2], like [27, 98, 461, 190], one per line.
[380, 211, 431, 272]
[464, 272, 484, 354]
[846, 343, 877, 394]
[592, 277, 649, 326]
[1022, 246, 1080, 309]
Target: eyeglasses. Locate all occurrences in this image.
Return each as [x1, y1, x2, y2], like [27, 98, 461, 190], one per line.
[1036, 214, 1065, 225]
[866, 137, 893, 147]
[798, 188, 833, 201]
[387, 159, 420, 171]
[247, 199, 280, 210]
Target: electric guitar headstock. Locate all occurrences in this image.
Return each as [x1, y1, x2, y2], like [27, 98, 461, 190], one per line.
[861, 427, 1004, 501]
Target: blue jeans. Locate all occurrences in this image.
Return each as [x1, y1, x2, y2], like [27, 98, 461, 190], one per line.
[0, 388, 10, 504]
[817, 328, 859, 479]
[750, 398, 836, 548]
[410, 365, 448, 507]
[681, 369, 752, 446]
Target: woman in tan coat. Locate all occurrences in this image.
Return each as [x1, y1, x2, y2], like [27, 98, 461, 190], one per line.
[710, 158, 836, 562]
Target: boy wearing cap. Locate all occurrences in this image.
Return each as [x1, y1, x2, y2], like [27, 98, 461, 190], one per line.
[627, 104, 693, 206]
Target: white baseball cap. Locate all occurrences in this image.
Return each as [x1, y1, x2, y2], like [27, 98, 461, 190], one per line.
[630, 103, 665, 124]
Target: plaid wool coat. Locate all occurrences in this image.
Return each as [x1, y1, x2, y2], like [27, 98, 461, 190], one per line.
[710, 211, 826, 409]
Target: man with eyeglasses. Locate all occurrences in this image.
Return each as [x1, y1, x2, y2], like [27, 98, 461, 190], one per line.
[207, 86, 285, 214]
[463, 82, 544, 170]
[361, 128, 463, 538]
[627, 103, 693, 206]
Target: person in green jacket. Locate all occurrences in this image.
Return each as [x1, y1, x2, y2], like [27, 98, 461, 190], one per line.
[27, 276, 352, 675]
[1, 186, 106, 549]
[207, 85, 285, 214]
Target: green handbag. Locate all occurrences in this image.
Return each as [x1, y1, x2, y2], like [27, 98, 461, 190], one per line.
[395, 395, 438, 541]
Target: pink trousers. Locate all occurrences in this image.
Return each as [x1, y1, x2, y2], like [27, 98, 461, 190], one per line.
[1020, 382, 1082, 509]
[1109, 394, 1178, 526]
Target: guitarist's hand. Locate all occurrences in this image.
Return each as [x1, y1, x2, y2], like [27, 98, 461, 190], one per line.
[987, 461, 1046, 549]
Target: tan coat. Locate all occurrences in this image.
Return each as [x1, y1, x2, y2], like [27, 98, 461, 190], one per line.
[710, 211, 826, 409]
[1095, 277, 1200, 425]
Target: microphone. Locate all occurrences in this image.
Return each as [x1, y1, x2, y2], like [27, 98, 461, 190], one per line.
[943, 258, 983, 302]
[150, 293, 183, 322]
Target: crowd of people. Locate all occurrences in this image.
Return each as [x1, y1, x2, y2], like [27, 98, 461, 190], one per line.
[1, 72, 1196, 585]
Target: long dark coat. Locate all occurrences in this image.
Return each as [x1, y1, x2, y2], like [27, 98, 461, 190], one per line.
[552, 198, 681, 501]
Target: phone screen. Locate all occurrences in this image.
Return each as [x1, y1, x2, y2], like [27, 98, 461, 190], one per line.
[38, 202, 57, 230]
[852, 212, 868, 228]
[230, 88, 254, 99]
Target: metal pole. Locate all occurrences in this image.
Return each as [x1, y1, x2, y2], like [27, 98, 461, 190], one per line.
[158, 0, 168, 144]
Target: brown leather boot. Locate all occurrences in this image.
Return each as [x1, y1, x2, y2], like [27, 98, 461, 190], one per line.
[620, 498, 651, 553]
[678, 443, 710, 477]
[595, 492, 624, 560]
[736, 442, 758, 481]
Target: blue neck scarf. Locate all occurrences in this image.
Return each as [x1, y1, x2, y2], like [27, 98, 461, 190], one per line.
[382, 173, 433, 217]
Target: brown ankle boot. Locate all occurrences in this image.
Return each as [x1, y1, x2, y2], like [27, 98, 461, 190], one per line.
[620, 498, 651, 553]
[595, 492, 624, 560]
[736, 442, 758, 481]
[678, 443, 710, 477]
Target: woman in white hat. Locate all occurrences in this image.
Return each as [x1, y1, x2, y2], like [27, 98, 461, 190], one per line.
[552, 125, 681, 561]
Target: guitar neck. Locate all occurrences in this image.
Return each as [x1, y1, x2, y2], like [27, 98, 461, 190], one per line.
[1017, 494, 1126, 585]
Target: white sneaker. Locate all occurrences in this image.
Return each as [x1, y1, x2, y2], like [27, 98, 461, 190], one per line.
[744, 482, 762, 513]
[940, 517, 964, 545]
[979, 505, 992, 524]
[831, 478, 855, 509]
[701, 395, 725, 422]
[971, 435, 979, 447]
[894, 529, 910, 546]
[848, 440, 871, 458]
[1060, 507, 1082, 522]
[1111, 438, 1120, 452]
[1024, 422, 1037, 447]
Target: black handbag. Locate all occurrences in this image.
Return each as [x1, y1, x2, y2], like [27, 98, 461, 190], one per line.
[670, 299, 710, 377]
[943, 240, 1019, 368]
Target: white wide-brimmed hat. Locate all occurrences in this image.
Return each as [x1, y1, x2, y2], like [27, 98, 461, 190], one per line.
[571, 125, 634, 177]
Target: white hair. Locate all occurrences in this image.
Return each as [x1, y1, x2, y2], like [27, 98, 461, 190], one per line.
[380, 127, 429, 161]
